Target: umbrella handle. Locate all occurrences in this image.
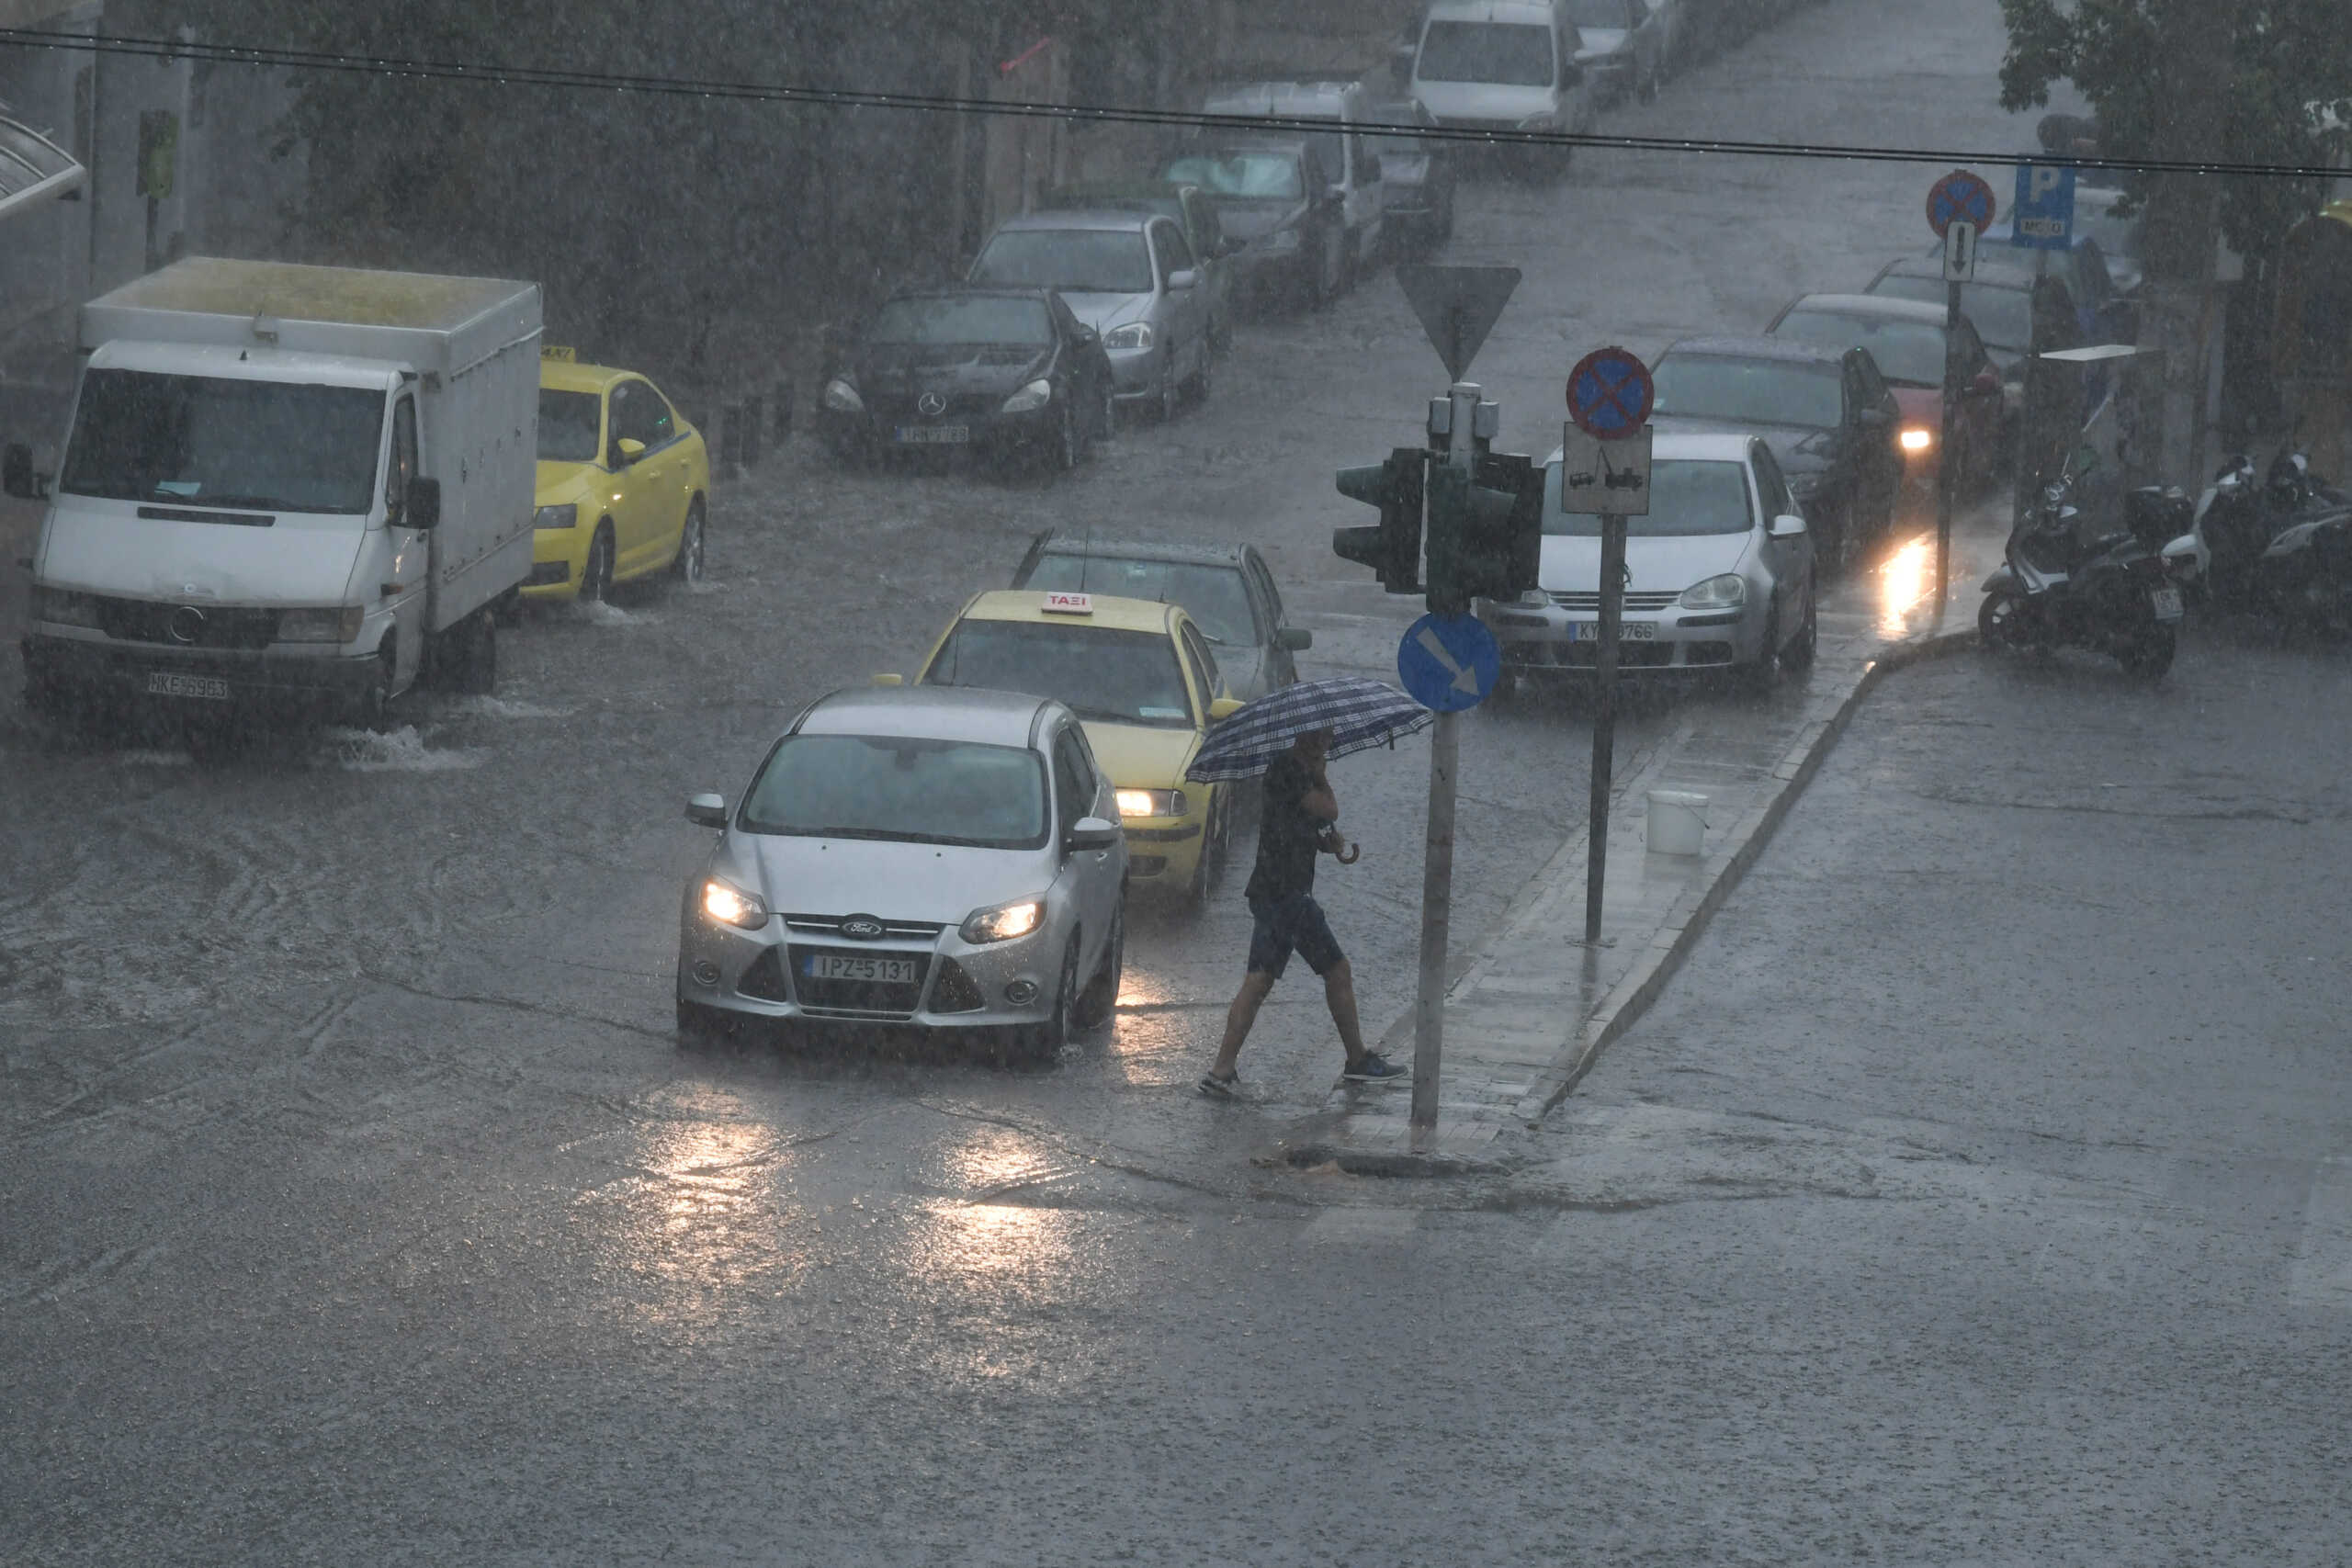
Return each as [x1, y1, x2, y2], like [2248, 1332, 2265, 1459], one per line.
[1332, 840, 1361, 866]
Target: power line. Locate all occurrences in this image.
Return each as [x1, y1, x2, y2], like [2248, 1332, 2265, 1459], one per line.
[3, 25, 2345, 182]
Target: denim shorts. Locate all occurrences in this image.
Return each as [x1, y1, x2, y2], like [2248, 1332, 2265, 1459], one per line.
[1245, 892, 1345, 979]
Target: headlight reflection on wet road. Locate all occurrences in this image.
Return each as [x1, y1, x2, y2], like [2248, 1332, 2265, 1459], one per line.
[1878, 533, 1936, 638]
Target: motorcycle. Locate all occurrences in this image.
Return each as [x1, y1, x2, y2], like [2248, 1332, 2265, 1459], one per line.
[2160, 450, 2352, 633]
[1980, 446, 2184, 678]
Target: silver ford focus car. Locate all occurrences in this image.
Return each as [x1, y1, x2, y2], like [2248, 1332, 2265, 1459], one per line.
[674, 686, 1128, 1057]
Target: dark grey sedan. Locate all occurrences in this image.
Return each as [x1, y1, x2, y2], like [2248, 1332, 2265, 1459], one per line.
[1010, 532, 1311, 700]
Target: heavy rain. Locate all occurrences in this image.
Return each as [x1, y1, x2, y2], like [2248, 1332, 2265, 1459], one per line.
[3, 0, 2349, 1560]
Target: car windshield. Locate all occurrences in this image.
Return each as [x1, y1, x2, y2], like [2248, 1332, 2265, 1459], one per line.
[868, 296, 1054, 346]
[1548, 457, 1755, 537]
[1160, 152, 1305, 200]
[971, 230, 1154, 294]
[1563, 0, 1627, 29]
[1023, 555, 1256, 647]
[1653, 356, 1844, 431]
[1417, 21, 1555, 86]
[1870, 273, 2034, 352]
[1046, 190, 1179, 224]
[925, 619, 1193, 728]
[739, 735, 1047, 850]
[59, 369, 384, 513]
[1770, 309, 1948, 386]
[537, 389, 600, 463]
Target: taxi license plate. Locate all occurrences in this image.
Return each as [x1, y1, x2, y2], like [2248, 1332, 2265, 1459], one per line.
[2150, 587, 2183, 622]
[1566, 620, 1657, 641]
[894, 425, 970, 445]
[805, 953, 919, 984]
[147, 671, 231, 701]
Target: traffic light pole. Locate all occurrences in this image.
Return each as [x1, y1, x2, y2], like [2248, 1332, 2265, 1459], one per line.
[1937, 278, 1961, 621]
[1409, 381, 1482, 1136]
[1585, 513, 1628, 943]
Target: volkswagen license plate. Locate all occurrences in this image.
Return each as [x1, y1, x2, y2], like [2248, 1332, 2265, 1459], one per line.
[147, 671, 231, 701]
[1566, 620, 1657, 641]
[2150, 587, 2183, 623]
[893, 425, 970, 445]
[805, 953, 919, 984]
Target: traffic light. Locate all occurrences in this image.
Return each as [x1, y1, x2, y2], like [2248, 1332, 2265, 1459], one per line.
[1333, 448, 1426, 593]
[1424, 454, 1544, 615]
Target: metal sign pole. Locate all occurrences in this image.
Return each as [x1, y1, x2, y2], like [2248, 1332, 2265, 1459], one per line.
[1586, 513, 1626, 943]
[1937, 278, 1962, 619]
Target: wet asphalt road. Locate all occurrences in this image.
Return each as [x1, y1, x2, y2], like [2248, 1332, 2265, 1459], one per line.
[14, 1, 2314, 1561]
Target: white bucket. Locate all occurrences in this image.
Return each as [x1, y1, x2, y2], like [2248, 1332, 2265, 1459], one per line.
[1645, 790, 1709, 856]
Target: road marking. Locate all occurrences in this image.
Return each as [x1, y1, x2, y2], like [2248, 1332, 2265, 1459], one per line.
[1414, 626, 1479, 693]
[2289, 1157, 2352, 1309]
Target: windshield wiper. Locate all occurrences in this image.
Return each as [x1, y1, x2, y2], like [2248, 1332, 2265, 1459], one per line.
[162, 493, 289, 510]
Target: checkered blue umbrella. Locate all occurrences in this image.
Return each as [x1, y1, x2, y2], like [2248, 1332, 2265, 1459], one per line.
[1184, 676, 1435, 783]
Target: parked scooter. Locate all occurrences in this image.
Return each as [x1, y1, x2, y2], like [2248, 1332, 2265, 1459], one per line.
[1981, 446, 2184, 678]
[2160, 450, 2352, 630]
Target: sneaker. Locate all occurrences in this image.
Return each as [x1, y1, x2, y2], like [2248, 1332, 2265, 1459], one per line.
[1197, 1070, 1242, 1100]
[1341, 1053, 1410, 1083]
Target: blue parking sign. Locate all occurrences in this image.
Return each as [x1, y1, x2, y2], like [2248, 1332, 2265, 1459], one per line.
[2013, 163, 2076, 251]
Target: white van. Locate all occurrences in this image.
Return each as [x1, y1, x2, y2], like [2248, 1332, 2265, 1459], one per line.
[1199, 81, 1386, 286]
[1408, 0, 1599, 171]
[6, 258, 541, 727]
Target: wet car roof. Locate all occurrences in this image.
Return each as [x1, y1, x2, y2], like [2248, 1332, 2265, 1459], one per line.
[993, 210, 1156, 234]
[1783, 292, 1954, 325]
[797, 684, 1050, 747]
[1662, 335, 1844, 367]
[1030, 534, 1250, 568]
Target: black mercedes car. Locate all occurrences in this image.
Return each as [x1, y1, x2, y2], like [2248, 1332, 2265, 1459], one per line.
[1648, 334, 1905, 570]
[817, 287, 1116, 471]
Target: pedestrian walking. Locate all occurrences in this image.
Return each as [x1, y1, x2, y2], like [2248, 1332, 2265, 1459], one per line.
[1197, 727, 1408, 1098]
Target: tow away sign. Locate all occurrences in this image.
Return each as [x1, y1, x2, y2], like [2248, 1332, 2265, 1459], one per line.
[1557, 426, 1653, 515]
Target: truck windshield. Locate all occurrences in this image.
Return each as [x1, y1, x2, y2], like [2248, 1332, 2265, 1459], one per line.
[59, 369, 386, 514]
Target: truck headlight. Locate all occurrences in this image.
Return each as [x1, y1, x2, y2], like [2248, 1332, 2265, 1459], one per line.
[1102, 323, 1154, 352]
[1900, 427, 1934, 453]
[1115, 788, 1186, 818]
[1679, 574, 1747, 610]
[701, 878, 768, 930]
[822, 378, 864, 412]
[960, 896, 1045, 945]
[276, 604, 366, 643]
[30, 586, 101, 627]
[1001, 378, 1053, 413]
[534, 502, 578, 530]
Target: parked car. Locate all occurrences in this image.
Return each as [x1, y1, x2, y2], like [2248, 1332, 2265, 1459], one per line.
[1039, 180, 1237, 352]
[1649, 334, 1903, 569]
[1765, 292, 2006, 497]
[817, 287, 1114, 470]
[968, 210, 1214, 422]
[1200, 79, 1387, 280]
[1867, 254, 2105, 383]
[1408, 0, 1599, 177]
[1366, 98, 1459, 254]
[1158, 139, 1349, 310]
[900, 590, 1244, 906]
[1565, 0, 1668, 103]
[673, 684, 1127, 1058]
[1009, 532, 1312, 700]
[527, 352, 711, 604]
[1928, 223, 2131, 312]
[1476, 430, 1817, 692]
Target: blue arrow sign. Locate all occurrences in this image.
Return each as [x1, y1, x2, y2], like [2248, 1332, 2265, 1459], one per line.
[1397, 612, 1500, 712]
[2011, 162, 2076, 251]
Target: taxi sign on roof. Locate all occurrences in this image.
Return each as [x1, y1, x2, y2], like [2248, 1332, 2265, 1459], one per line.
[1040, 591, 1093, 615]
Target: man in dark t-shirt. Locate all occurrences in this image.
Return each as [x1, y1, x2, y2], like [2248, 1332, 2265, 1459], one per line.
[1199, 728, 1408, 1097]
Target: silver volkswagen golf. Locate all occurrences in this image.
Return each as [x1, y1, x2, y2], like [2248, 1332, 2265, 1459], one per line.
[674, 686, 1128, 1056]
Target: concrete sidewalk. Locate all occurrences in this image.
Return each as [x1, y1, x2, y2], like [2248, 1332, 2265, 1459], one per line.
[1269, 507, 2009, 1171]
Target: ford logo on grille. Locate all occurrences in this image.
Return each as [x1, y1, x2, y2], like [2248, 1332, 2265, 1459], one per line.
[916, 392, 947, 417]
[838, 915, 886, 941]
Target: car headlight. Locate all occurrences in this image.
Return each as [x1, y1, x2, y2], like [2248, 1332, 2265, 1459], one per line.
[1679, 573, 1747, 610]
[960, 896, 1045, 945]
[1102, 322, 1154, 352]
[822, 378, 864, 412]
[1001, 378, 1053, 413]
[1115, 787, 1187, 818]
[533, 502, 577, 530]
[276, 604, 366, 643]
[1520, 588, 1551, 607]
[30, 585, 100, 627]
[1900, 426, 1934, 453]
[701, 878, 768, 930]
[1261, 229, 1302, 253]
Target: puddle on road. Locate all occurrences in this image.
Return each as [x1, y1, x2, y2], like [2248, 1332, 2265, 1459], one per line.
[321, 725, 484, 773]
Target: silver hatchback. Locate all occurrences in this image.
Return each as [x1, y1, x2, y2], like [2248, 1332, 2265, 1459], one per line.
[675, 686, 1129, 1057]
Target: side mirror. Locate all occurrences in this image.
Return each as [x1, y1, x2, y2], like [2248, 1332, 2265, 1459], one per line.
[2, 443, 37, 500]
[1166, 268, 1198, 291]
[684, 792, 728, 829]
[405, 476, 441, 531]
[871, 672, 905, 687]
[615, 436, 648, 466]
[1207, 695, 1246, 721]
[1067, 815, 1122, 852]
[1073, 325, 1099, 345]
[1277, 626, 1313, 651]
[1856, 407, 1891, 430]
[1769, 513, 1807, 541]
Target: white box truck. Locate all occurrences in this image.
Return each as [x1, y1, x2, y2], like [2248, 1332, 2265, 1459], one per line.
[6, 257, 541, 725]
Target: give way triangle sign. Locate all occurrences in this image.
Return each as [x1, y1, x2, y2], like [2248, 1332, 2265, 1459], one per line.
[1396, 264, 1521, 382]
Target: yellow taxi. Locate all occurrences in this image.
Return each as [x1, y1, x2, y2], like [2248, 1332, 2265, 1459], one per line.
[893, 589, 1243, 905]
[525, 349, 711, 603]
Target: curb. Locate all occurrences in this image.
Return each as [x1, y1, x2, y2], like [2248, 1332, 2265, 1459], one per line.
[1510, 623, 1977, 1124]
